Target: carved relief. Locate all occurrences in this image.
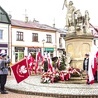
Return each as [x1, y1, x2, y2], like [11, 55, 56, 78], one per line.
[67, 43, 73, 57]
[81, 43, 90, 57]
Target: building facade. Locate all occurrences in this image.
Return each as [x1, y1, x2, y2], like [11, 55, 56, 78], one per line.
[11, 19, 57, 63]
[55, 29, 66, 57]
[0, 6, 66, 64]
[0, 6, 11, 56]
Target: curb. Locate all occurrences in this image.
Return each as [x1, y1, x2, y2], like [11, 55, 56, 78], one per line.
[6, 87, 98, 98]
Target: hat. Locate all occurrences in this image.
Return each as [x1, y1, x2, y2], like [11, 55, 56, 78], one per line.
[1, 53, 7, 57]
[85, 53, 89, 56]
[0, 53, 2, 56]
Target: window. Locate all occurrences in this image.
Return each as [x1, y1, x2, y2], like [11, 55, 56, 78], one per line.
[32, 33, 38, 42]
[46, 34, 52, 43]
[60, 34, 66, 38]
[16, 31, 23, 41]
[59, 38, 62, 47]
[59, 38, 62, 44]
[0, 30, 3, 39]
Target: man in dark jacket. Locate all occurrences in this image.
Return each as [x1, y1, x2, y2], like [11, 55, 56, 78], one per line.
[83, 53, 89, 84]
[83, 54, 89, 71]
[0, 53, 8, 94]
[43, 58, 48, 72]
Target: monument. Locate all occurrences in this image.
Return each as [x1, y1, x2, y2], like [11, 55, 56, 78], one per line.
[63, 0, 93, 69]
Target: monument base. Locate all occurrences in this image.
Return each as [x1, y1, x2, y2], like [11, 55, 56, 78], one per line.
[65, 33, 93, 69]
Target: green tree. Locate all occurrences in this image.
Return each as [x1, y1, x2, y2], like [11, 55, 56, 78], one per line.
[58, 55, 66, 71]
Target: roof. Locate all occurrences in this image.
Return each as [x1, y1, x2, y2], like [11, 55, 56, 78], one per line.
[11, 19, 56, 31]
[56, 28, 67, 33]
[0, 6, 11, 24]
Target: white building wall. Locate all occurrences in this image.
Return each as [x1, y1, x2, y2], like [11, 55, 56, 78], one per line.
[56, 31, 66, 57]
[0, 23, 8, 43]
[0, 23, 9, 55]
[11, 28, 56, 63]
[12, 28, 55, 47]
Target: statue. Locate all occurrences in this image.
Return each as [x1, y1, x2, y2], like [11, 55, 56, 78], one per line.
[63, 0, 90, 34]
[74, 9, 83, 27]
[84, 10, 90, 33]
[63, 0, 76, 28]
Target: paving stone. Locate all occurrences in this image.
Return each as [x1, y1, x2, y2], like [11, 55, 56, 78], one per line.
[5, 75, 98, 98]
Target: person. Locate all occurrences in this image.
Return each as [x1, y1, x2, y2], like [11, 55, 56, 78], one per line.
[0, 53, 9, 94]
[6, 55, 11, 75]
[75, 9, 82, 26]
[43, 58, 48, 72]
[83, 53, 89, 84]
[0, 53, 2, 92]
[63, 0, 76, 27]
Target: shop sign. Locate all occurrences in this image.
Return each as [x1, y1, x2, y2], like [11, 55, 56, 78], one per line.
[44, 48, 54, 52]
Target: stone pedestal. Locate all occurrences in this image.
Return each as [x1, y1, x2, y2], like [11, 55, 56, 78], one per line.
[65, 31, 93, 69]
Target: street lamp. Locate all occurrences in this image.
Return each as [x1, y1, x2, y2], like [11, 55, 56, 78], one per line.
[53, 44, 57, 57]
[42, 39, 45, 55]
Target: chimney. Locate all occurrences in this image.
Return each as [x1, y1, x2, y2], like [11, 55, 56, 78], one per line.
[53, 23, 55, 28]
[8, 14, 12, 19]
[33, 18, 39, 23]
[25, 16, 28, 23]
[53, 18, 55, 28]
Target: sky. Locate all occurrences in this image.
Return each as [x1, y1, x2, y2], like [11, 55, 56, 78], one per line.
[0, 0, 98, 28]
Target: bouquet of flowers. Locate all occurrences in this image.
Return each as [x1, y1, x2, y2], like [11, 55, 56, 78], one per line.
[41, 72, 51, 83]
[41, 71, 61, 83]
[53, 71, 60, 82]
[68, 67, 82, 77]
[59, 71, 70, 81]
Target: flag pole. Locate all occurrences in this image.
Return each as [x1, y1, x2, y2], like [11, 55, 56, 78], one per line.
[26, 57, 31, 76]
[97, 64, 98, 81]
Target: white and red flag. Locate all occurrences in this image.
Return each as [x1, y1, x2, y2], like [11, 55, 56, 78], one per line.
[47, 53, 54, 72]
[11, 58, 29, 83]
[88, 44, 98, 84]
[27, 53, 35, 74]
[34, 51, 44, 74]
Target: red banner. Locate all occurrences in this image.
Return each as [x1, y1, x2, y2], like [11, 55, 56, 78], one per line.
[11, 58, 29, 83]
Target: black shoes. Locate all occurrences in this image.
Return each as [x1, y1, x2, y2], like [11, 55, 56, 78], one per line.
[86, 82, 90, 85]
[1, 91, 8, 94]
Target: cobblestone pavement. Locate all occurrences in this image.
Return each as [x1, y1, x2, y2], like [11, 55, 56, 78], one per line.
[2, 74, 98, 98]
[0, 75, 54, 98]
[0, 92, 54, 98]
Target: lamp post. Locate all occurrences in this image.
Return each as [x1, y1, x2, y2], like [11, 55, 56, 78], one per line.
[42, 39, 45, 55]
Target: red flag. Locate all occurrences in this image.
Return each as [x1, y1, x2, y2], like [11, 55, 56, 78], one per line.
[11, 58, 29, 83]
[34, 52, 44, 74]
[37, 51, 43, 61]
[88, 44, 98, 84]
[27, 54, 35, 73]
[47, 53, 54, 72]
